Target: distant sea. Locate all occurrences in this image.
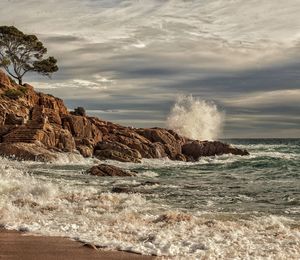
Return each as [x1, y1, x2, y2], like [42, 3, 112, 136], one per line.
[1, 139, 299, 259]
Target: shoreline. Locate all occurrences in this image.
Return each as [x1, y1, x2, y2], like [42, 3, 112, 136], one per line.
[0, 228, 155, 260]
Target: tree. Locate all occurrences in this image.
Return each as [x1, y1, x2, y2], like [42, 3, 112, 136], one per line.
[0, 26, 58, 85]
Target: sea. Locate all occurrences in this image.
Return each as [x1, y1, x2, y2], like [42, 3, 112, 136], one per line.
[0, 138, 299, 259]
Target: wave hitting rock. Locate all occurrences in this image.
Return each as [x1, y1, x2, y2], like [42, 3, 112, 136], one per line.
[0, 70, 248, 162]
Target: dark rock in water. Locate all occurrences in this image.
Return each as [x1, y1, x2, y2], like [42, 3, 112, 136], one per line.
[87, 164, 136, 177]
[111, 186, 134, 193]
[182, 140, 249, 160]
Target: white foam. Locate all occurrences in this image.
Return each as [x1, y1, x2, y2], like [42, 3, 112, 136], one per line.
[139, 171, 159, 178]
[0, 156, 299, 259]
[166, 95, 224, 141]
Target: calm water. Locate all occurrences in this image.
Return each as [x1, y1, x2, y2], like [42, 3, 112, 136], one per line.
[1, 139, 299, 258]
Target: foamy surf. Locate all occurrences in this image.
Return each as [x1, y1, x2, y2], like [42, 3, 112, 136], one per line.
[0, 139, 299, 259]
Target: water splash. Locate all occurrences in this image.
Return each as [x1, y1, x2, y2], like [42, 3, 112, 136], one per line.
[166, 95, 224, 140]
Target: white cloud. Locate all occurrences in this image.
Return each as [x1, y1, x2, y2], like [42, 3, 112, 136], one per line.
[222, 89, 300, 108]
[1, 0, 300, 137]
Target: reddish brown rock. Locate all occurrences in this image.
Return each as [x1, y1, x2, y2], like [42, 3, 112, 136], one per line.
[77, 145, 93, 158]
[0, 143, 59, 162]
[62, 115, 102, 147]
[136, 128, 185, 159]
[87, 164, 136, 177]
[94, 141, 142, 163]
[0, 70, 12, 90]
[182, 140, 249, 160]
[0, 70, 249, 162]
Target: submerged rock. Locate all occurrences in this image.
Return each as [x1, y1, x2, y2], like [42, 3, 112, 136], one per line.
[111, 186, 134, 193]
[87, 164, 136, 177]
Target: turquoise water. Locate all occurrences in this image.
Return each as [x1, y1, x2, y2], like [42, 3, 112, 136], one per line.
[28, 138, 300, 218]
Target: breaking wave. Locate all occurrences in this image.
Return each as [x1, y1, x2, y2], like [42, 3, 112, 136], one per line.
[0, 139, 299, 259]
[166, 95, 224, 140]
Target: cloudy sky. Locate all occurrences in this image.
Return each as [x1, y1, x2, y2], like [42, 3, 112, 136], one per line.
[1, 0, 300, 138]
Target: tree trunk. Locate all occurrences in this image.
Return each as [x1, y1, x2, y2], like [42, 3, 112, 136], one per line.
[18, 78, 23, 85]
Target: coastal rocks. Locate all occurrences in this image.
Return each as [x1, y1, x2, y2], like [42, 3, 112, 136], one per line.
[0, 70, 12, 91]
[76, 145, 93, 158]
[182, 140, 249, 160]
[94, 141, 142, 163]
[0, 143, 58, 162]
[87, 164, 136, 177]
[0, 70, 250, 162]
[136, 128, 185, 159]
[62, 115, 102, 148]
[4, 113, 25, 125]
[103, 128, 167, 159]
[37, 93, 68, 115]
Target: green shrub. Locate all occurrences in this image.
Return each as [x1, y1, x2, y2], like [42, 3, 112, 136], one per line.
[8, 76, 16, 85]
[3, 89, 25, 99]
[19, 86, 28, 95]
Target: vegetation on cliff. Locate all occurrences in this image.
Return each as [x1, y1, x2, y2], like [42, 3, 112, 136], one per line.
[0, 26, 58, 85]
[0, 69, 249, 162]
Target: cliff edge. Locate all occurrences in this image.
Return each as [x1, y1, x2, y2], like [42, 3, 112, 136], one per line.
[0, 70, 249, 162]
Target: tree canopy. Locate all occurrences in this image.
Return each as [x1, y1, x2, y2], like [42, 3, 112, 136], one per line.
[0, 26, 58, 85]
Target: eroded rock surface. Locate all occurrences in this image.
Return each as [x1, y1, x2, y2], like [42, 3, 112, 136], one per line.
[0, 70, 249, 162]
[87, 164, 136, 177]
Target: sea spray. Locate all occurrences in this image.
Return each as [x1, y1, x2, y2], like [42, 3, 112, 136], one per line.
[166, 95, 224, 140]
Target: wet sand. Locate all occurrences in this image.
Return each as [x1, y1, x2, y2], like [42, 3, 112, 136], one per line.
[0, 229, 155, 260]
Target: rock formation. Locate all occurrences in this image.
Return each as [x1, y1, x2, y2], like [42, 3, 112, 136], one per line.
[0, 70, 249, 162]
[87, 164, 136, 177]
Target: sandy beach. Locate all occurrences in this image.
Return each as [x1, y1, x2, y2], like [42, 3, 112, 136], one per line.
[0, 229, 155, 260]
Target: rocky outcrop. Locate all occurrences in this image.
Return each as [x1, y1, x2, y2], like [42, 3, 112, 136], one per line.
[87, 164, 136, 177]
[94, 141, 142, 163]
[0, 143, 59, 162]
[182, 140, 249, 160]
[0, 69, 249, 162]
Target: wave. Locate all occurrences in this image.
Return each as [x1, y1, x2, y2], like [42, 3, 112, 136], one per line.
[0, 156, 299, 259]
[166, 95, 224, 140]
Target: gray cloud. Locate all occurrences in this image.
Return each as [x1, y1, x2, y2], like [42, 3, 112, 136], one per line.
[1, 0, 300, 137]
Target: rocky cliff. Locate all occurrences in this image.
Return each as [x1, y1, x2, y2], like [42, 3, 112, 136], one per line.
[0, 70, 249, 162]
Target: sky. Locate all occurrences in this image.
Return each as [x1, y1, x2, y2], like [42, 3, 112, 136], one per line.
[0, 0, 300, 138]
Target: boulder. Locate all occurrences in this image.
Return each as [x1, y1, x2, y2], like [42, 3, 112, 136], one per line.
[0, 143, 59, 162]
[77, 145, 93, 157]
[104, 129, 167, 159]
[111, 186, 135, 193]
[87, 164, 136, 177]
[182, 140, 249, 160]
[94, 141, 142, 163]
[136, 128, 185, 159]
[62, 115, 102, 147]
